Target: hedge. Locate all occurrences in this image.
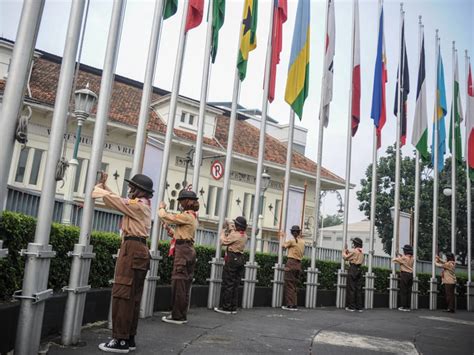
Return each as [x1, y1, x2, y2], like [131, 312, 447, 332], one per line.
[0, 211, 468, 301]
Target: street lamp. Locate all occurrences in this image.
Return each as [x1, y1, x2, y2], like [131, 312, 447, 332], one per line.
[62, 84, 98, 224]
[443, 187, 453, 196]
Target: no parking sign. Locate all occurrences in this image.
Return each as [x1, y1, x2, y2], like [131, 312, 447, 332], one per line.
[210, 160, 224, 180]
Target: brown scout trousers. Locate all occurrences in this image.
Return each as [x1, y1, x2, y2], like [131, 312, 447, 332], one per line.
[112, 239, 150, 339]
[444, 284, 455, 311]
[171, 241, 196, 320]
[220, 252, 245, 311]
[399, 271, 413, 309]
[284, 258, 302, 307]
[346, 263, 363, 309]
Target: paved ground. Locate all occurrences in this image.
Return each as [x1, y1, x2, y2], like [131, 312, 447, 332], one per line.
[46, 307, 474, 354]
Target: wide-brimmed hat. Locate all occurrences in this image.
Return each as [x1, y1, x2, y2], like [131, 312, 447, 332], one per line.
[290, 225, 301, 233]
[233, 216, 247, 229]
[402, 244, 413, 255]
[177, 190, 198, 201]
[124, 174, 154, 194]
[351, 237, 363, 247]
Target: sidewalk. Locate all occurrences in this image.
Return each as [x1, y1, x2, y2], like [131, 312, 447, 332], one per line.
[46, 307, 474, 354]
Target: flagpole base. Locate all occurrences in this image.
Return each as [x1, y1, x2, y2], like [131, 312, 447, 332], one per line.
[466, 281, 474, 312]
[140, 250, 162, 318]
[364, 272, 375, 309]
[388, 273, 399, 309]
[336, 268, 347, 309]
[304, 267, 320, 308]
[0, 240, 7, 258]
[411, 277, 419, 310]
[207, 257, 224, 309]
[271, 263, 285, 308]
[242, 262, 259, 309]
[429, 277, 438, 310]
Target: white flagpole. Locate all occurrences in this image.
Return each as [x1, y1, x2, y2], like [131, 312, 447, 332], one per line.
[466, 52, 473, 311]
[336, 0, 358, 309]
[242, 0, 276, 309]
[430, 30, 440, 311]
[451, 41, 457, 255]
[142, 0, 191, 318]
[192, 0, 214, 191]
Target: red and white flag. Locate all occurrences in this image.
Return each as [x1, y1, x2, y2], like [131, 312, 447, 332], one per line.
[351, 0, 360, 136]
[268, 0, 288, 102]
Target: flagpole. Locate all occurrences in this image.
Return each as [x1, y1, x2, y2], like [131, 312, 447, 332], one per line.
[451, 41, 457, 256]
[192, 0, 214, 191]
[242, 0, 276, 309]
[207, 5, 244, 309]
[142, 0, 191, 318]
[466, 51, 473, 311]
[430, 30, 440, 311]
[336, 0, 357, 309]
[411, 16, 423, 311]
[271, 110, 295, 308]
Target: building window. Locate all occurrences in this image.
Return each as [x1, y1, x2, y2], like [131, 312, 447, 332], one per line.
[15, 148, 30, 183]
[28, 149, 44, 185]
[243, 193, 255, 221]
[336, 237, 343, 241]
[273, 199, 281, 226]
[179, 111, 196, 128]
[323, 236, 331, 241]
[74, 159, 85, 193]
[226, 189, 233, 217]
[180, 111, 186, 123]
[121, 167, 132, 198]
[206, 185, 222, 217]
[214, 187, 222, 216]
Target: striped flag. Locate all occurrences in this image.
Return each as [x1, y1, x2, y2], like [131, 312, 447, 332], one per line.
[237, 0, 258, 81]
[319, 0, 336, 127]
[163, 0, 178, 20]
[268, 0, 288, 103]
[432, 46, 447, 171]
[394, 18, 410, 146]
[185, 0, 204, 32]
[449, 51, 463, 162]
[351, 0, 361, 136]
[370, 5, 387, 149]
[467, 60, 474, 180]
[210, 0, 226, 63]
[284, 0, 310, 119]
[412, 32, 429, 160]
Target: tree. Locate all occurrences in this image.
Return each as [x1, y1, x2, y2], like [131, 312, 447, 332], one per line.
[356, 145, 472, 264]
[319, 214, 343, 228]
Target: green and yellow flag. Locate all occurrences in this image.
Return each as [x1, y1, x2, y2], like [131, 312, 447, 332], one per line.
[237, 0, 258, 81]
[164, 0, 178, 20]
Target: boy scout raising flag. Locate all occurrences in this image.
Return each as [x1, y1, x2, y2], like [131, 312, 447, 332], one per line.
[435, 252, 457, 313]
[343, 237, 364, 312]
[93, 173, 154, 353]
[393, 244, 414, 311]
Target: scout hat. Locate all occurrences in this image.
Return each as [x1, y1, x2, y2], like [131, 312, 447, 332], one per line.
[125, 174, 154, 194]
[233, 216, 247, 229]
[351, 237, 363, 247]
[177, 190, 199, 201]
[290, 225, 301, 233]
[402, 244, 413, 255]
[445, 252, 455, 261]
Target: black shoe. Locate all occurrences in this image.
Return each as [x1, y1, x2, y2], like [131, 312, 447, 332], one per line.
[129, 336, 136, 351]
[345, 307, 356, 312]
[443, 309, 455, 313]
[98, 338, 130, 353]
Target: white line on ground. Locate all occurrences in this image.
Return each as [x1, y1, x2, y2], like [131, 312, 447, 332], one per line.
[313, 330, 419, 355]
[419, 316, 474, 326]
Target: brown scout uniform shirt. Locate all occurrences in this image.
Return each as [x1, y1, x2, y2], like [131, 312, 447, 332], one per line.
[92, 186, 151, 237]
[283, 239, 305, 261]
[393, 255, 414, 273]
[435, 260, 457, 284]
[220, 229, 248, 253]
[158, 208, 198, 241]
[343, 247, 364, 265]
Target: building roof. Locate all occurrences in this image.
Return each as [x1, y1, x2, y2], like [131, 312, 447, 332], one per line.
[0, 41, 345, 186]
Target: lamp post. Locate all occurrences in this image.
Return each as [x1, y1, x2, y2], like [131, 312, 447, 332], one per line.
[256, 170, 271, 252]
[61, 85, 97, 225]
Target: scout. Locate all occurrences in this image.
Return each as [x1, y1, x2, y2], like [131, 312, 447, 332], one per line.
[343, 237, 364, 312]
[159, 190, 199, 324]
[435, 252, 457, 313]
[393, 244, 414, 311]
[214, 216, 248, 315]
[94, 173, 154, 353]
[280, 225, 305, 311]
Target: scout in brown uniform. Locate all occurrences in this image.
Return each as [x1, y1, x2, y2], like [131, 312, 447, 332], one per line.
[94, 173, 153, 353]
[281, 225, 305, 311]
[393, 244, 414, 311]
[214, 216, 248, 315]
[435, 252, 457, 313]
[159, 190, 199, 324]
[343, 237, 364, 312]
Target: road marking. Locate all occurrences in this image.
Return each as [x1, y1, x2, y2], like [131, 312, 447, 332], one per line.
[313, 331, 418, 354]
[419, 316, 474, 326]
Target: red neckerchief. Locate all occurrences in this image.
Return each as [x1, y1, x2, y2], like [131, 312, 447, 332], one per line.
[169, 210, 198, 257]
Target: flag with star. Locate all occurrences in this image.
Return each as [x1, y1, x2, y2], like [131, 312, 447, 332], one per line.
[237, 0, 258, 81]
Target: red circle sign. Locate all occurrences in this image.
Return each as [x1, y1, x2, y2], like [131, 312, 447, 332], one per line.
[210, 160, 224, 180]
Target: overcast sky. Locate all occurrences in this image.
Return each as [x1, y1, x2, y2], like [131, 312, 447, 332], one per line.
[1, 0, 473, 223]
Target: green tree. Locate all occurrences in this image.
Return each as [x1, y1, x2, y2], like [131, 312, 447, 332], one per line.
[319, 214, 343, 228]
[356, 145, 472, 264]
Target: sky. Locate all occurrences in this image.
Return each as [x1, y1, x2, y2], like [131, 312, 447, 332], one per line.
[1, 0, 473, 223]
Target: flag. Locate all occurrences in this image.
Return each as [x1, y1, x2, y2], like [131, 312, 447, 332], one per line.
[467, 61, 474, 180]
[351, 0, 361, 136]
[319, 0, 336, 127]
[394, 18, 410, 146]
[432, 47, 447, 171]
[449, 51, 463, 162]
[370, 5, 387, 149]
[185, 0, 204, 32]
[412, 33, 429, 160]
[163, 0, 178, 20]
[237, 0, 258, 81]
[284, 0, 310, 120]
[268, 0, 288, 103]
[211, 0, 225, 63]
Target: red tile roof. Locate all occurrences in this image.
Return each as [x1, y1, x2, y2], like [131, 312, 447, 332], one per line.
[0, 52, 345, 186]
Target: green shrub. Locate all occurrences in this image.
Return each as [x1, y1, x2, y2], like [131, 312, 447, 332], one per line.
[0, 211, 469, 301]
